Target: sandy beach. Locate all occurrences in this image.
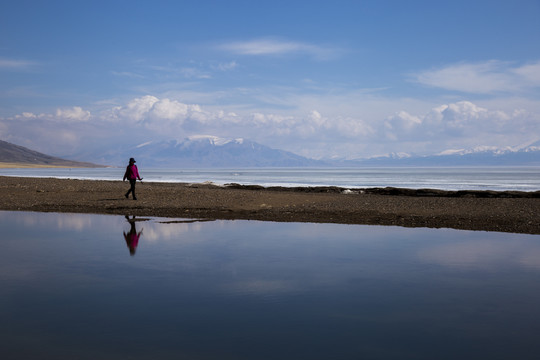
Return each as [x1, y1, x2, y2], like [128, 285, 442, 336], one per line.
[1, 175, 539, 234]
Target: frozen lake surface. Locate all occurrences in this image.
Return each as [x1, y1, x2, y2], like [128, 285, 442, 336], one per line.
[2, 166, 540, 191]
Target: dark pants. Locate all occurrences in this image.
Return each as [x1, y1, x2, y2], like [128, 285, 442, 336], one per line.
[125, 179, 137, 199]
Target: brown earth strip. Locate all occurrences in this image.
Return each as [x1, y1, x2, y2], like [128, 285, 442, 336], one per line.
[1, 176, 539, 234]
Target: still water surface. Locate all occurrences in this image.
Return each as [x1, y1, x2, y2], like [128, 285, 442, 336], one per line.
[1, 211, 540, 359]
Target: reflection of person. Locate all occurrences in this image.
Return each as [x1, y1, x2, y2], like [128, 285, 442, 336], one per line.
[124, 215, 143, 256]
[123, 158, 143, 200]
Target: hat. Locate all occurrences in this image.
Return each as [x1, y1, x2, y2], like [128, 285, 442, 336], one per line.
[129, 158, 136, 163]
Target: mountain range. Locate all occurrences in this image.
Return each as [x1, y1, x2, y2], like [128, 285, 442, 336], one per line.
[1, 136, 539, 168]
[341, 141, 540, 166]
[98, 135, 327, 167]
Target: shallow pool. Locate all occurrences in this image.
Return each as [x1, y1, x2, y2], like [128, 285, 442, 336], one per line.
[1, 211, 540, 359]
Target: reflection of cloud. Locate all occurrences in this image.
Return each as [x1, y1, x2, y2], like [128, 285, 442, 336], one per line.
[418, 238, 540, 270]
[55, 214, 95, 231]
[13, 212, 100, 231]
[518, 249, 540, 269]
[137, 219, 214, 243]
[1, 211, 211, 242]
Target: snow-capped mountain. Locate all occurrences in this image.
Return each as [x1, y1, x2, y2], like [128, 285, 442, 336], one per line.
[341, 141, 540, 166]
[368, 152, 412, 160]
[429, 141, 540, 165]
[87, 135, 540, 167]
[109, 135, 326, 167]
[436, 140, 540, 156]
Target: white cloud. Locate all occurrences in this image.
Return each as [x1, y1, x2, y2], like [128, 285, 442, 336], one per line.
[107, 96, 207, 137]
[15, 112, 38, 120]
[425, 101, 512, 135]
[12, 106, 91, 122]
[512, 61, 540, 85]
[179, 67, 212, 79]
[0, 58, 36, 70]
[413, 60, 540, 94]
[55, 107, 91, 122]
[112, 95, 160, 122]
[381, 101, 522, 143]
[111, 71, 145, 79]
[145, 63, 212, 79]
[384, 111, 422, 139]
[366, 100, 540, 157]
[219, 38, 340, 60]
[150, 98, 190, 120]
[212, 61, 238, 71]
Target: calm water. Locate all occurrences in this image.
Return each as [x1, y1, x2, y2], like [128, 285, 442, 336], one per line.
[1, 166, 540, 191]
[1, 211, 540, 359]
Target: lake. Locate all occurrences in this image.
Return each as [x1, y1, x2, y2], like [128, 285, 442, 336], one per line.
[1, 166, 540, 191]
[2, 211, 540, 359]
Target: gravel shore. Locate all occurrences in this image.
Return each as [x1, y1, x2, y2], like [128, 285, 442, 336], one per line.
[1, 176, 539, 234]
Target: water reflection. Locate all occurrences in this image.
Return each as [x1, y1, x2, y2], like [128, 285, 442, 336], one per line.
[1, 211, 540, 360]
[418, 236, 540, 270]
[123, 215, 143, 256]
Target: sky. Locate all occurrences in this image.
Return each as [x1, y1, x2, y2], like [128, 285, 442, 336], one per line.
[1, 0, 539, 162]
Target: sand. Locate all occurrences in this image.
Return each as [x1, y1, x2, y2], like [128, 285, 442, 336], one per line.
[1, 175, 539, 234]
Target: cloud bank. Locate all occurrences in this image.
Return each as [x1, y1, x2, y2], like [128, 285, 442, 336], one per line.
[1, 93, 537, 162]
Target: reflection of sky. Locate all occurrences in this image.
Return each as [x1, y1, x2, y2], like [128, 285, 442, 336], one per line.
[3, 211, 540, 287]
[418, 236, 540, 270]
[1, 210, 101, 231]
[2, 211, 540, 359]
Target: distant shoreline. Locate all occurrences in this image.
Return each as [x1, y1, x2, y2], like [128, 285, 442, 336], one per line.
[1, 176, 539, 235]
[2, 166, 540, 193]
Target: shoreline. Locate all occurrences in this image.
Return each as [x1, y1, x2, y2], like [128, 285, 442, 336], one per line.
[1, 176, 539, 234]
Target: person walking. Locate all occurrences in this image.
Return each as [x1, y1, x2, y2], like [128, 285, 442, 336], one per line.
[123, 158, 143, 200]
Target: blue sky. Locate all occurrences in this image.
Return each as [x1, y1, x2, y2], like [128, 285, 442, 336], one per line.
[1, 0, 539, 162]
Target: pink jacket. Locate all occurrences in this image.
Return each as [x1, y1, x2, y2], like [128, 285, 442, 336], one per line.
[123, 164, 141, 181]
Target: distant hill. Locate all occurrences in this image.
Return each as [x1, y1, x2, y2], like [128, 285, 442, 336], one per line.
[0, 140, 103, 167]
